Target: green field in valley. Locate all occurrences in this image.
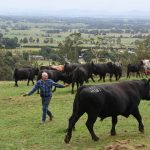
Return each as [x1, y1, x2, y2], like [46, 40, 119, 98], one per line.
[0, 77, 150, 150]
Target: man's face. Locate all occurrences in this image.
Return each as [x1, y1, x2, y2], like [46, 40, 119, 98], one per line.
[42, 74, 48, 80]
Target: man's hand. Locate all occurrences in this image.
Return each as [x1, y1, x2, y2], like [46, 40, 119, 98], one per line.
[23, 93, 28, 97]
[64, 84, 70, 87]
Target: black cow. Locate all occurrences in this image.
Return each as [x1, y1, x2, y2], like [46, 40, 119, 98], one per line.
[71, 62, 95, 94]
[64, 63, 80, 75]
[92, 62, 117, 82]
[40, 66, 59, 71]
[127, 64, 143, 78]
[37, 70, 72, 92]
[14, 67, 39, 86]
[112, 63, 122, 81]
[64, 79, 150, 143]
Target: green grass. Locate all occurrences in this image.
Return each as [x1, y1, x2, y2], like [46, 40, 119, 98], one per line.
[0, 78, 150, 150]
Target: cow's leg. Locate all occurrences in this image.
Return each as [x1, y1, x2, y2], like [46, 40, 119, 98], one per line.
[90, 75, 95, 82]
[31, 79, 34, 85]
[52, 86, 56, 92]
[64, 111, 84, 143]
[111, 116, 118, 136]
[109, 73, 113, 82]
[144, 69, 147, 78]
[103, 74, 106, 82]
[136, 72, 140, 78]
[65, 114, 76, 133]
[72, 82, 75, 94]
[15, 79, 18, 87]
[140, 71, 143, 78]
[76, 82, 79, 90]
[98, 74, 102, 81]
[27, 79, 30, 86]
[115, 73, 118, 81]
[132, 108, 144, 133]
[145, 72, 147, 78]
[80, 82, 84, 87]
[127, 71, 130, 78]
[86, 114, 99, 141]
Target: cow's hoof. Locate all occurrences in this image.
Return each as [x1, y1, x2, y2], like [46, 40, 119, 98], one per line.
[64, 135, 70, 144]
[111, 131, 116, 136]
[92, 136, 99, 141]
[139, 128, 144, 133]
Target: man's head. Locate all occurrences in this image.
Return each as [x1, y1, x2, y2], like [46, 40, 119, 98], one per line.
[42, 72, 48, 80]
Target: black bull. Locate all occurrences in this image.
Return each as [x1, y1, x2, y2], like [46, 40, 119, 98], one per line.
[37, 70, 72, 92]
[13, 67, 39, 86]
[65, 79, 150, 143]
[71, 63, 95, 94]
[92, 62, 122, 82]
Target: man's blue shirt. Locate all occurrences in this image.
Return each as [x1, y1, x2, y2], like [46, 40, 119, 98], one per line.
[28, 79, 64, 97]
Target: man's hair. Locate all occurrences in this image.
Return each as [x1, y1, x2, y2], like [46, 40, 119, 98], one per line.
[42, 72, 48, 77]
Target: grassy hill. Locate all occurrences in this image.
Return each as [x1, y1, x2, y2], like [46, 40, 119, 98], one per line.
[0, 78, 150, 150]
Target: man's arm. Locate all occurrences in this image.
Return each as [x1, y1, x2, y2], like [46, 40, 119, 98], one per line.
[52, 81, 69, 88]
[24, 81, 40, 96]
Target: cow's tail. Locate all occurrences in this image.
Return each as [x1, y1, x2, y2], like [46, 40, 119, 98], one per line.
[13, 68, 18, 78]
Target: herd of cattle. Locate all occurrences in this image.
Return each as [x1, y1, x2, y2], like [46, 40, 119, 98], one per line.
[13, 59, 150, 143]
[14, 59, 150, 94]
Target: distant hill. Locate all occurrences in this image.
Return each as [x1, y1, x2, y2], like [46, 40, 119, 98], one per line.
[1, 9, 150, 18]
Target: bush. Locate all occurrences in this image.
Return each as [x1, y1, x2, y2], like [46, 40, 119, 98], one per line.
[0, 51, 31, 80]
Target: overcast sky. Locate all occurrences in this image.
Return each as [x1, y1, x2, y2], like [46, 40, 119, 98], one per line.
[0, 0, 150, 16]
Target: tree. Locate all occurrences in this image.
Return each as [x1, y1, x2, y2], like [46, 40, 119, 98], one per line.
[117, 37, 121, 45]
[29, 37, 34, 43]
[36, 38, 40, 43]
[134, 37, 150, 61]
[20, 39, 23, 44]
[58, 32, 83, 62]
[44, 38, 49, 43]
[49, 38, 53, 44]
[39, 46, 52, 59]
[23, 51, 29, 60]
[2, 37, 20, 49]
[82, 49, 94, 62]
[0, 33, 3, 48]
[0, 51, 31, 80]
[22, 37, 28, 44]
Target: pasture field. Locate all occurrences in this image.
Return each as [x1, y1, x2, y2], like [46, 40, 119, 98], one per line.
[0, 78, 150, 150]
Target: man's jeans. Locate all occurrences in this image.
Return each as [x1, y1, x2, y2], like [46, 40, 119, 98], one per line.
[41, 97, 52, 122]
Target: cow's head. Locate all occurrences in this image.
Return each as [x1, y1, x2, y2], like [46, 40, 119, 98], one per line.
[107, 62, 113, 68]
[62, 73, 72, 84]
[91, 61, 97, 74]
[33, 68, 39, 75]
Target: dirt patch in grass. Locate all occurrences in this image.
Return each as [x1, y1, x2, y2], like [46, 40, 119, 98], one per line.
[104, 140, 146, 150]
